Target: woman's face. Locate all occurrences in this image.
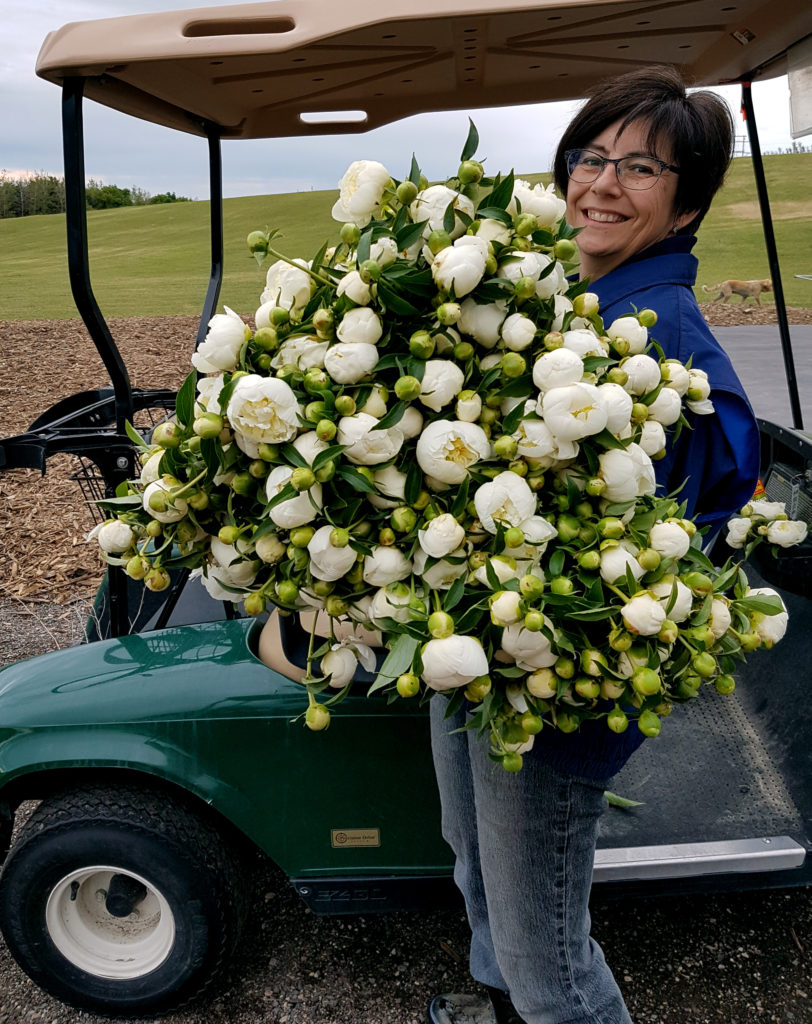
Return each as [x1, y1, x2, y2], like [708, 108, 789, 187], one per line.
[565, 119, 695, 281]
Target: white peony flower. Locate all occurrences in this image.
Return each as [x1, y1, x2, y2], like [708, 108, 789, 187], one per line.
[337, 412, 404, 465]
[358, 384, 388, 418]
[646, 387, 682, 426]
[597, 382, 634, 434]
[369, 236, 398, 266]
[96, 520, 134, 554]
[599, 542, 645, 584]
[142, 478, 188, 524]
[292, 430, 329, 465]
[598, 443, 656, 502]
[266, 466, 324, 528]
[422, 635, 489, 690]
[331, 160, 391, 226]
[561, 328, 606, 360]
[500, 622, 557, 670]
[456, 391, 483, 422]
[513, 417, 557, 461]
[650, 578, 693, 621]
[368, 464, 408, 510]
[321, 646, 358, 688]
[621, 593, 666, 636]
[638, 419, 666, 457]
[410, 184, 475, 238]
[431, 235, 488, 297]
[532, 348, 584, 393]
[418, 360, 466, 412]
[541, 383, 608, 441]
[369, 583, 414, 626]
[473, 555, 521, 586]
[621, 354, 662, 395]
[191, 306, 250, 373]
[416, 419, 490, 484]
[363, 545, 413, 586]
[270, 335, 329, 371]
[308, 525, 359, 581]
[649, 521, 692, 559]
[227, 375, 301, 457]
[324, 342, 379, 384]
[475, 218, 512, 245]
[662, 359, 690, 395]
[507, 179, 567, 228]
[746, 587, 788, 647]
[399, 405, 424, 439]
[413, 547, 468, 589]
[766, 519, 808, 547]
[747, 500, 790, 521]
[418, 513, 466, 558]
[474, 472, 536, 533]
[458, 297, 508, 348]
[687, 367, 711, 401]
[139, 449, 165, 485]
[336, 270, 373, 305]
[210, 536, 258, 585]
[490, 590, 523, 626]
[725, 516, 752, 549]
[260, 260, 314, 317]
[606, 316, 648, 355]
[336, 306, 383, 346]
[709, 598, 732, 640]
[501, 312, 537, 351]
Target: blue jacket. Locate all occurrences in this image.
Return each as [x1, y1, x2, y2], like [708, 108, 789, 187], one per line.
[530, 235, 760, 780]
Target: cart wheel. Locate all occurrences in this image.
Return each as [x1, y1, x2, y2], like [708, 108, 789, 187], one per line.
[0, 784, 247, 1016]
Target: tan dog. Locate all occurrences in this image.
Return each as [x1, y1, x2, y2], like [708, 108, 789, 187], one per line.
[702, 279, 773, 304]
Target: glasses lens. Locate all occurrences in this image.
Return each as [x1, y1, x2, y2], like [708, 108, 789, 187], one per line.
[567, 150, 603, 182]
[616, 157, 663, 190]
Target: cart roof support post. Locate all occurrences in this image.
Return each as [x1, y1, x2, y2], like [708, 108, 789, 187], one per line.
[196, 125, 224, 349]
[740, 81, 804, 431]
[62, 78, 134, 436]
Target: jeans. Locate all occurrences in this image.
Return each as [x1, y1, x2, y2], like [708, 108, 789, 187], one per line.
[430, 696, 633, 1024]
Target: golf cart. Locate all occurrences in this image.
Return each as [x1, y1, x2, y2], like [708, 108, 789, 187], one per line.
[1, 0, 811, 1016]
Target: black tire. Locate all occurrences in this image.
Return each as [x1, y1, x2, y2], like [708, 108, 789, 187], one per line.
[0, 783, 248, 1017]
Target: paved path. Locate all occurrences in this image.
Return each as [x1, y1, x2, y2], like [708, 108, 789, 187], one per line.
[712, 325, 812, 430]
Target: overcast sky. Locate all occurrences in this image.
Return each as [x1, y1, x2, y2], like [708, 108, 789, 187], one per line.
[3, 1, 802, 200]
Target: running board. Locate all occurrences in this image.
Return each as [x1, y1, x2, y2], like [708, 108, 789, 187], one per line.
[594, 836, 806, 882]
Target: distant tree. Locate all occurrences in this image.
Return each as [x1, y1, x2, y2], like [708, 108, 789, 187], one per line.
[148, 191, 191, 204]
[85, 182, 132, 209]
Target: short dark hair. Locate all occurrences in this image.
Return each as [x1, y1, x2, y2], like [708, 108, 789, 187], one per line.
[553, 65, 734, 236]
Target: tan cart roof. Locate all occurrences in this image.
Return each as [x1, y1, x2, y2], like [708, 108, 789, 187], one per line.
[36, 0, 812, 139]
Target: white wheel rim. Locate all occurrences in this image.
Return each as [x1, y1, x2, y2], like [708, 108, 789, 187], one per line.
[45, 865, 175, 979]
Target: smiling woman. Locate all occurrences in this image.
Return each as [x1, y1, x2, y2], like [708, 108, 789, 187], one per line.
[430, 64, 762, 1024]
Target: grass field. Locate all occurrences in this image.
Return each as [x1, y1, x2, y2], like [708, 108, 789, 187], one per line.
[0, 153, 809, 321]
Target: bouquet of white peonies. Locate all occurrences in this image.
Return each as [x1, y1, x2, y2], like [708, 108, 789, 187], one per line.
[92, 125, 806, 771]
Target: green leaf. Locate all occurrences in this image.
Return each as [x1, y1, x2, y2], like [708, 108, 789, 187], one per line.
[450, 475, 470, 518]
[404, 460, 423, 505]
[338, 465, 376, 493]
[357, 226, 372, 265]
[200, 437, 221, 479]
[442, 199, 457, 235]
[175, 371, 196, 427]
[548, 548, 565, 578]
[377, 281, 422, 316]
[311, 444, 347, 472]
[443, 574, 467, 612]
[738, 594, 786, 615]
[395, 219, 428, 252]
[460, 118, 480, 162]
[94, 494, 142, 509]
[605, 791, 644, 809]
[408, 154, 422, 187]
[280, 442, 308, 469]
[475, 206, 512, 225]
[125, 420, 149, 448]
[264, 481, 297, 512]
[482, 170, 515, 212]
[369, 634, 420, 693]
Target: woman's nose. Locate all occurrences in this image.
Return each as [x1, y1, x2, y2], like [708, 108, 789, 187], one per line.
[590, 161, 621, 193]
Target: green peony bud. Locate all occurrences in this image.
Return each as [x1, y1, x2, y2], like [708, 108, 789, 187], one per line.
[394, 376, 422, 402]
[428, 229, 452, 255]
[409, 330, 435, 359]
[396, 672, 421, 698]
[290, 467, 316, 491]
[458, 159, 484, 185]
[428, 610, 455, 638]
[253, 326, 279, 352]
[340, 223, 361, 246]
[396, 180, 419, 204]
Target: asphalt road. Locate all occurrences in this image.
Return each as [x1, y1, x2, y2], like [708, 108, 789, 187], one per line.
[712, 325, 812, 428]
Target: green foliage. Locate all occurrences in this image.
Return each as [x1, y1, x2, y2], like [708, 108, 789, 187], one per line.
[0, 154, 809, 321]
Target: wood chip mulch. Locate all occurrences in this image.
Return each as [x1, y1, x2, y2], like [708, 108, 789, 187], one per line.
[1, 305, 810, 605]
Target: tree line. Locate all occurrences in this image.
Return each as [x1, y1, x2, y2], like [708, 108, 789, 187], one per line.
[0, 172, 190, 219]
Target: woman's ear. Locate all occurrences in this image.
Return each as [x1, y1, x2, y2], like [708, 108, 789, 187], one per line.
[673, 209, 699, 233]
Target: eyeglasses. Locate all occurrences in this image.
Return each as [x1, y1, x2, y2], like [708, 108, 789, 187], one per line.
[565, 149, 679, 191]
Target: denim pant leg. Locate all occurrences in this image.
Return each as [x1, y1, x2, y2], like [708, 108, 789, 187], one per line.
[430, 694, 509, 990]
[430, 695, 632, 1024]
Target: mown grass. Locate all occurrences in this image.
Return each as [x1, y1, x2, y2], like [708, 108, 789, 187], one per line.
[0, 153, 809, 321]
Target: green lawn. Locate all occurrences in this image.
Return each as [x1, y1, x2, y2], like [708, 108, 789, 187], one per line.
[1, 153, 809, 321]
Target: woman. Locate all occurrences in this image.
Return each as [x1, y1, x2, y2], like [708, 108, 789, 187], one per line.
[429, 66, 759, 1024]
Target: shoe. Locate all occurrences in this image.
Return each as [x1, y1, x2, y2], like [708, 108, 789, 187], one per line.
[484, 986, 525, 1024]
[427, 992, 496, 1024]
